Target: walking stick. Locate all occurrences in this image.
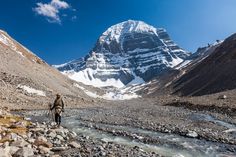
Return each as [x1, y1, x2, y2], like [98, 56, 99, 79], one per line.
[48, 103, 54, 122]
[51, 108, 54, 122]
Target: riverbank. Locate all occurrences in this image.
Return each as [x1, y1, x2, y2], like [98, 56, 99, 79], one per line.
[0, 108, 83, 157]
[20, 100, 236, 157]
[1, 96, 236, 157]
[0, 108, 162, 157]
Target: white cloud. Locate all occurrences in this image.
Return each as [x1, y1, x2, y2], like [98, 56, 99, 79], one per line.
[33, 0, 70, 24]
[51, 0, 69, 9]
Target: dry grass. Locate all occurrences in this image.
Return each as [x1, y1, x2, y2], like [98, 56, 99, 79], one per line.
[0, 115, 31, 136]
[9, 127, 27, 135]
[0, 137, 13, 143]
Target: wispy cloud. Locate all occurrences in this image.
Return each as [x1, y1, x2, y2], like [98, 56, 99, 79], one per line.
[33, 0, 73, 24]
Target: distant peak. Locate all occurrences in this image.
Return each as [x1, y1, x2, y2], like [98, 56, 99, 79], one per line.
[119, 19, 146, 25]
[99, 20, 164, 44]
[106, 20, 160, 34]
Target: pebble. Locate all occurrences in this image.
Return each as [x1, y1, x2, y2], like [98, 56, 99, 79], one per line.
[56, 135, 64, 141]
[186, 131, 198, 138]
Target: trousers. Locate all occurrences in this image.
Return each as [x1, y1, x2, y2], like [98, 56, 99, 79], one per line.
[55, 113, 61, 125]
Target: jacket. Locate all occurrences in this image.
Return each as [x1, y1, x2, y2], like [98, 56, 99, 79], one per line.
[51, 97, 64, 114]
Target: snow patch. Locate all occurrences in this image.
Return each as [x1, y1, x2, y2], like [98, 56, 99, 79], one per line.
[175, 60, 192, 70]
[73, 83, 85, 90]
[0, 33, 10, 46]
[84, 91, 101, 98]
[63, 69, 125, 88]
[53, 63, 69, 68]
[74, 83, 140, 100]
[16, 51, 25, 58]
[17, 85, 46, 97]
[128, 74, 145, 85]
[0, 32, 28, 58]
[170, 57, 183, 68]
[102, 91, 140, 100]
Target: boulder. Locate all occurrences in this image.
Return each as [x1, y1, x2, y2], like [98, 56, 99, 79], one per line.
[11, 140, 29, 148]
[50, 122, 57, 126]
[8, 146, 20, 155]
[0, 148, 11, 157]
[218, 95, 227, 100]
[13, 147, 34, 157]
[56, 135, 64, 141]
[34, 140, 53, 148]
[3, 141, 10, 147]
[68, 131, 77, 138]
[28, 138, 35, 144]
[53, 139, 61, 146]
[51, 147, 67, 151]
[9, 118, 17, 123]
[11, 121, 27, 128]
[29, 128, 44, 133]
[55, 130, 66, 138]
[48, 131, 57, 139]
[27, 132, 32, 138]
[69, 141, 81, 148]
[10, 133, 18, 141]
[51, 155, 61, 157]
[36, 136, 47, 142]
[38, 146, 51, 155]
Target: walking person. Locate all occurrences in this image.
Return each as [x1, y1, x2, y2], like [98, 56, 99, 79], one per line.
[51, 94, 65, 127]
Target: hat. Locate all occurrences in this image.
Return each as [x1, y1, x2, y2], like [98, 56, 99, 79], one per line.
[56, 93, 61, 97]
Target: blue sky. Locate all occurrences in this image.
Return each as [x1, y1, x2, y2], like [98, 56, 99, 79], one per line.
[0, 0, 236, 64]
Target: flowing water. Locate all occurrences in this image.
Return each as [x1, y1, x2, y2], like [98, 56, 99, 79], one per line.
[21, 110, 236, 157]
[63, 114, 236, 157]
[190, 113, 236, 132]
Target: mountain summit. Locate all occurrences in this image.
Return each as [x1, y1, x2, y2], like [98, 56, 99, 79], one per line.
[56, 20, 190, 88]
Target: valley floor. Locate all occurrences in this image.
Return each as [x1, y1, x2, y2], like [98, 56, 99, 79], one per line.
[19, 97, 236, 157]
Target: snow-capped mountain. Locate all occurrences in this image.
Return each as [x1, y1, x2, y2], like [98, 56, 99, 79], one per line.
[56, 20, 190, 88]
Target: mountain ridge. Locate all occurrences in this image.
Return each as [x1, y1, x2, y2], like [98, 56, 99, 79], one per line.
[55, 20, 190, 88]
[172, 33, 236, 96]
[0, 29, 93, 109]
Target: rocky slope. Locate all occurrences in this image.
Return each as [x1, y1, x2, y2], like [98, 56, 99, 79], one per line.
[55, 20, 190, 88]
[172, 33, 236, 96]
[0, 107, 86, 157]
[0, 30, 93, 109]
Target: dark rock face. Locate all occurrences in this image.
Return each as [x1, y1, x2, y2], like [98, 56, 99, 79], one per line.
[173, 33, 236, 96]
[188, 41, 222, 61]
[56, 20, 190, 86]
